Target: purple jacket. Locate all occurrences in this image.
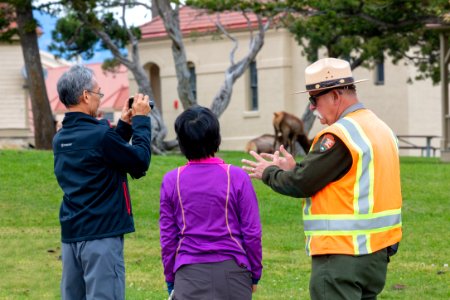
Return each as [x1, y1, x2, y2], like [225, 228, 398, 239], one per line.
[160, 157, 262, 283]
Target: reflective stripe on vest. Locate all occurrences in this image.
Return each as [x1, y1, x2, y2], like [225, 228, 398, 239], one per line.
[303, 115, 401, 255]
[304, 197, 312, 215]
[303, 209, 402, 233]
[335, 117, 375, 214]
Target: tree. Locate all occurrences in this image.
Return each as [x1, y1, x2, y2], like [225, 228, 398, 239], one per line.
[208, 11, 270, 117]
[0, 0, 55, 149]
[153, 0, 196, 109]
[281, 0, 450, 133]
[284, 0, 450, 84]
[201, 0, 450, 133]
[48, 0, 272, 152]
[163, 0, 273, 117]
[46, 0, 174, 154]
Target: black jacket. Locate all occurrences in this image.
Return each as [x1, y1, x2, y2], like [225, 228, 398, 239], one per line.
[53, 112, 151, 243]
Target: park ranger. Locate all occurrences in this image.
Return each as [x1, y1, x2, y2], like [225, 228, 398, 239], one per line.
[242, 57, 402, 300]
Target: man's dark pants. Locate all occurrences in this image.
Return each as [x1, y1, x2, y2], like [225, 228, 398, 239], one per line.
[310, 248, 388, 300]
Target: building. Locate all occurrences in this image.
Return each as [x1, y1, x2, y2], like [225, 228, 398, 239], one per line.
[134, 6, 442, 156]
[0, 25, 70, 148]
[2, 6, 443, 155]
[0, 45, 130, 147]
[0, 6, 131, 148]
[47, 63, 130, 127]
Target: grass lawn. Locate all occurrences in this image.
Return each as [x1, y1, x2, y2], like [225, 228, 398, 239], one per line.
[0, 150, 449, 299]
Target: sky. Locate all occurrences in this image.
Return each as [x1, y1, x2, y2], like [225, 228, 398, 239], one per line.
[33, 5, 152, 64]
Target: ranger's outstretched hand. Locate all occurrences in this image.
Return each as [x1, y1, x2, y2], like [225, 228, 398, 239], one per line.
[242, 145, 296, 179]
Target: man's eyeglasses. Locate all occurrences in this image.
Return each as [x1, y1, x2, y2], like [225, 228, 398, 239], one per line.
[309, 88, 334, 106]
[86, 90, 105, 99]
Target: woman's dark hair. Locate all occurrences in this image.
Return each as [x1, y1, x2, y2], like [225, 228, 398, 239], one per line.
[175, 106, 221, 160]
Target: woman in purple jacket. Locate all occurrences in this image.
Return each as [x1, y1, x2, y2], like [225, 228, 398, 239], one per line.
[160, 106, 262, 300]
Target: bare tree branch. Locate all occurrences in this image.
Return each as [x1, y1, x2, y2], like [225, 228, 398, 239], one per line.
[210, 13, 271, 117]
[214, 14, 238, 66]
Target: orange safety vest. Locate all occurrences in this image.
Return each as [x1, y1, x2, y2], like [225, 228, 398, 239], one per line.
[304, 109, 402, 256]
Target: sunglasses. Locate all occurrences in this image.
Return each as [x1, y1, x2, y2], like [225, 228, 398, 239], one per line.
[308, 88, 334, 106]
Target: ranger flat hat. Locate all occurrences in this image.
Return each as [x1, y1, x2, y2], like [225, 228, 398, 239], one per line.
[296, 57, 367, 93]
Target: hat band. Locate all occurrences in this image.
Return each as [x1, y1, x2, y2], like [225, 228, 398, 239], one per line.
[306, 77, 354, 91]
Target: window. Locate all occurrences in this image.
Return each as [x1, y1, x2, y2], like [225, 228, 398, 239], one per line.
[188, 62, 197, 100]
[374, 61, 385, 85]
[249, 61, 258, 111]
[148, 63, 161, 110]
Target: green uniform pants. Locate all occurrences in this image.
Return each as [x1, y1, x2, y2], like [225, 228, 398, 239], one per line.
[310, 248, 388, 300]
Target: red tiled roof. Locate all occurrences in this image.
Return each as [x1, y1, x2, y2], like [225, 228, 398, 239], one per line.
[100, 84, 129, 112]
[45, 63, 130, 114]
[140, 6, 261, 40]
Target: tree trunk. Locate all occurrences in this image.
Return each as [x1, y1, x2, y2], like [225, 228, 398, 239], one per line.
[151, 0, 158, 20]
[15, 1, 55, 149]
[155, 0, 196, 109]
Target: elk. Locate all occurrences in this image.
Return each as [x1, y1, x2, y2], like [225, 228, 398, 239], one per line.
[273, 111, 311, 155]
[245, 134, 281, 154]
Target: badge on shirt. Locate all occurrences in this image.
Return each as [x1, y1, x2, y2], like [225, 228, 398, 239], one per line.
[319, 134, 336, 152]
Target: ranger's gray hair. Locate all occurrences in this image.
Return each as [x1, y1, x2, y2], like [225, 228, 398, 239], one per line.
[57, 65, 95, 107]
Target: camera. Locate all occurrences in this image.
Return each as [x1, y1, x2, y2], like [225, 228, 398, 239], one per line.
[128, 96, 154, 110]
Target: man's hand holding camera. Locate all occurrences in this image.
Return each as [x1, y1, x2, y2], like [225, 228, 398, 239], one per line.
[121, 94, 152, 124]
[131, 94, 152, 116]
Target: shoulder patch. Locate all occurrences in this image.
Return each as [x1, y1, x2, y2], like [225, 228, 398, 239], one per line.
[319, 134, 336, 152]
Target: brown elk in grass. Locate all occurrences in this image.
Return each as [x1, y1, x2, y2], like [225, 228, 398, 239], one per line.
[245, 134, 282, 154]
[273, 111, 311, 155]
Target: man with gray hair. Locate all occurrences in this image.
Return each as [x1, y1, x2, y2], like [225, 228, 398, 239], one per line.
[53, 64, 152, 299]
